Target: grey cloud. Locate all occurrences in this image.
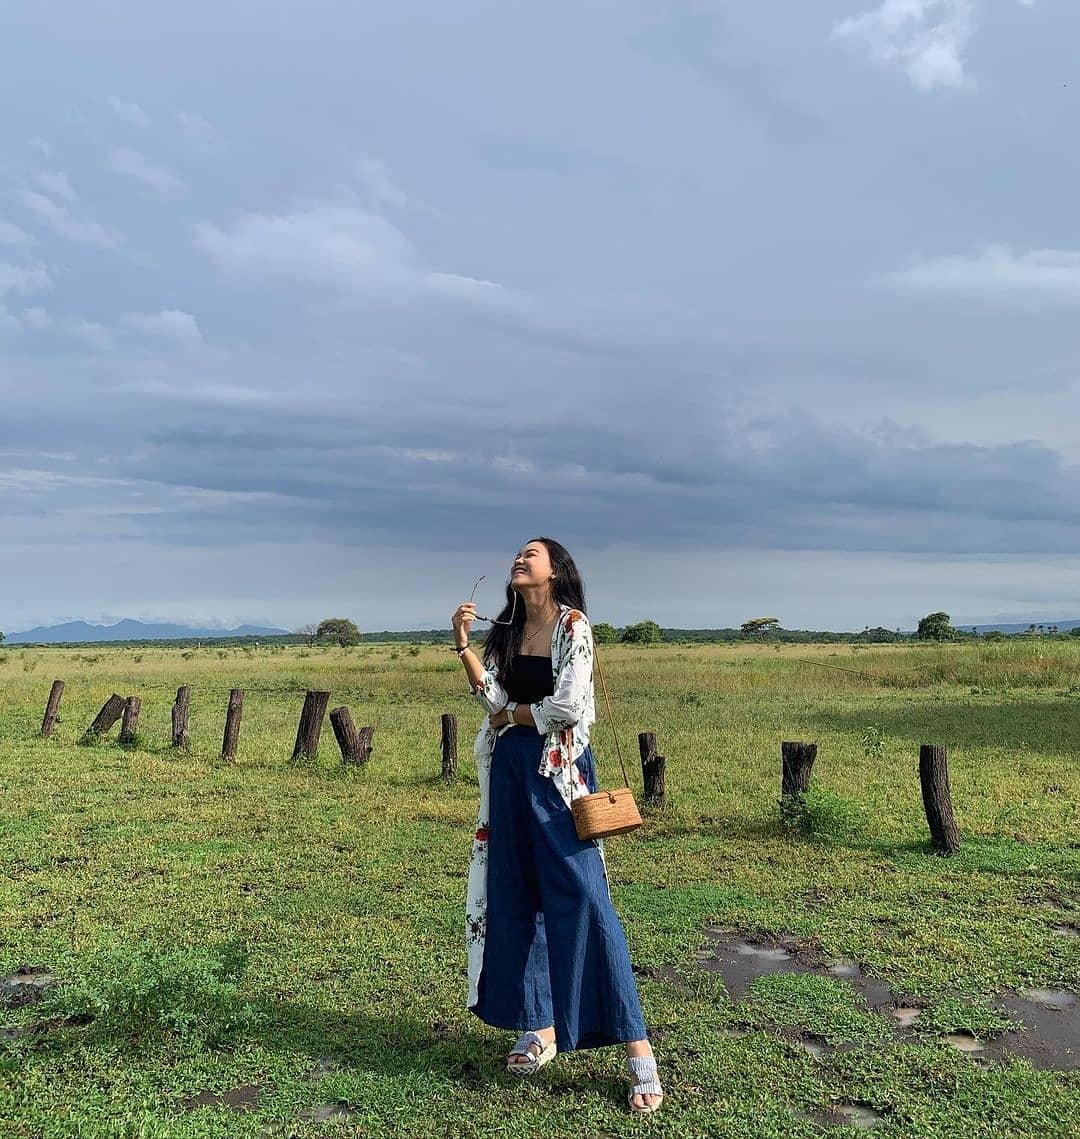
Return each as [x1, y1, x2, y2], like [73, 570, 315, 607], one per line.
[18, 189, 123, 248]
[638, 3, 820, 141]
[353, 158, 407, 208]
[0, 262, 50, 295]
[7, 374, 1076, 560]
[34, 170, 77, 201]
[0, 221, 31, 245]
[885, 245, 1080, 304]
[122, 308, 202, 346]
[175, 111, 223, 146]
[108, 96, 150, 127]
[106, 148, 189, 196]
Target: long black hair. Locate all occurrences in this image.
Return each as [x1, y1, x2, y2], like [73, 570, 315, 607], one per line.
[482, 536, 587, 683]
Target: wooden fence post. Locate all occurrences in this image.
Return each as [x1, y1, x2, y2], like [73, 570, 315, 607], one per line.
[82, 693, 126, 742]
[919, 744, 960, 854]
[441, 714, 458, 784]
[780, 741, 818, 819]
[357, 725, 375, 764]
[119, 696, 142, 747]
[171, 686, 191, 748]
[41, 680, 65, 738]
[222, 689, 243, 761]
[639, 731, 666, 808]
[292, 690, 330, 762]
[330, 706, 364, 764]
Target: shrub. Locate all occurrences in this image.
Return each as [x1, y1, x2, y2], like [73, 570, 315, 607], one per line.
[793, 786, 867, 845]
[31, 939, 264, 1050]
[861, 726, 886, 761]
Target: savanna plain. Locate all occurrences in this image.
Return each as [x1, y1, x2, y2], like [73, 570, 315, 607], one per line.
[0, 639, 1077, 1138]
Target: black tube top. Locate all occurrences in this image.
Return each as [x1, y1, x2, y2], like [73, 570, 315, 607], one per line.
[504, 654, 554, 705]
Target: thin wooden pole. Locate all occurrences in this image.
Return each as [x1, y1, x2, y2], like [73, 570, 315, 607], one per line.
[222, 689, 244, 761]
[441, 713, 458, 784]
[639, 731, 666, 808]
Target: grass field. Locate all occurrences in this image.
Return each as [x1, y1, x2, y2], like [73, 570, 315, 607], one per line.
[0, 639, 1078, 1138]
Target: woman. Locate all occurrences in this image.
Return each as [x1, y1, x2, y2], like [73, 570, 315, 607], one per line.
[451, 537, 664, 1114]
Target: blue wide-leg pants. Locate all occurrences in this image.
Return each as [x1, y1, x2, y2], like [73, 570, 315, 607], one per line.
[470, 725, 649, 1052]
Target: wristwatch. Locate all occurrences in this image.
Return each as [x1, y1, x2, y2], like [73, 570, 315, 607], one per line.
[503, 701, 518, 726]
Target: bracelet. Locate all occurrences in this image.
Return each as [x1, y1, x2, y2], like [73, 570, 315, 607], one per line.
[455, 642, 469, 655]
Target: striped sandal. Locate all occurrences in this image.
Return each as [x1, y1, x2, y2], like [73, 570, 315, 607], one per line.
[627, 1055, 664, 1114]
[506, 1030, 557, 1075]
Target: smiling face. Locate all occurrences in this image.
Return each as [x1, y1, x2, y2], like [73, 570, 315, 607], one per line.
[510, 540, 554, 591]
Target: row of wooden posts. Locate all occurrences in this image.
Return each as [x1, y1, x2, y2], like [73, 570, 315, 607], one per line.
[40, 679, 671, 796]
[41, 681, 374, 766]
[39, 680, 957, 852]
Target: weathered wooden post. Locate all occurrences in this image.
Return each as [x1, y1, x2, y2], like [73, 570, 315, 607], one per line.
[222, 689, 243, 761]
[639, 731, 666, 808]
[357, 725, 375, 764]
[780, 741, 818, 819]
[40, 680, 65, 738]
[330, 706, 363, 764]
[171, 686, 191, 748]
[82, 693, 126, 742]
[919, 744, 960, 854]
[119, 696, 141, 747]
[441, 713, 458, 784]
[292, 690, 330, 761]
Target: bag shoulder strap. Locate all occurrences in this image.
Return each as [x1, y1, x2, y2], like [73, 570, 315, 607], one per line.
[591, 637, 632, 790]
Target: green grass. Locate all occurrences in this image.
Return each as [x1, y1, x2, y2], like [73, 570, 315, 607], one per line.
[0, 640, 1078, 1137]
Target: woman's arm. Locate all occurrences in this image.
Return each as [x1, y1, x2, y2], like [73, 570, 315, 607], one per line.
[452, 601, 508, 714]
[529, 611, 594, 734]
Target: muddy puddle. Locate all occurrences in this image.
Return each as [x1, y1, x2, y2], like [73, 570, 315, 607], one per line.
[696, 928, 1079, 1071]
[181, 1084, 265, 1112]
[795, 1103, 884, 1130]
[0, 966, 58, 1009]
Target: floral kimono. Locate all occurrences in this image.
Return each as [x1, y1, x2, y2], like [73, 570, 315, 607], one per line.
[465, 605, 609, 1008]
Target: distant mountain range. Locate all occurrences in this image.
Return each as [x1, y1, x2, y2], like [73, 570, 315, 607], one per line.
[4, 619, 290, 644]
[954, 619, 1080, 634]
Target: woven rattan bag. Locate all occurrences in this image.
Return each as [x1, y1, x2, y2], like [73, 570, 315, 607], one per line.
[567, 639, 643, 841]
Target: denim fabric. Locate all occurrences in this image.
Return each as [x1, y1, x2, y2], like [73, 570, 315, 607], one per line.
[469, 725, 649, 1052]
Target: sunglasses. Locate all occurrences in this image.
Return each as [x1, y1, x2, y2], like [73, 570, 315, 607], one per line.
[468, 575, 520, 625]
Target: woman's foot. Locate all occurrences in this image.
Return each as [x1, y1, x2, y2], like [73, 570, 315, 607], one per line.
[506, 1026, 556, 1073]
[626, 1039, 663, 1112]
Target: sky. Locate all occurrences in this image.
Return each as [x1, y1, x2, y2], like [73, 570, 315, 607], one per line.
[1, 0, 1078, 635]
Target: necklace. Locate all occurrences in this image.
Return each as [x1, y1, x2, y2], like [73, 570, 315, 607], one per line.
[523, 609, 557, 644]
